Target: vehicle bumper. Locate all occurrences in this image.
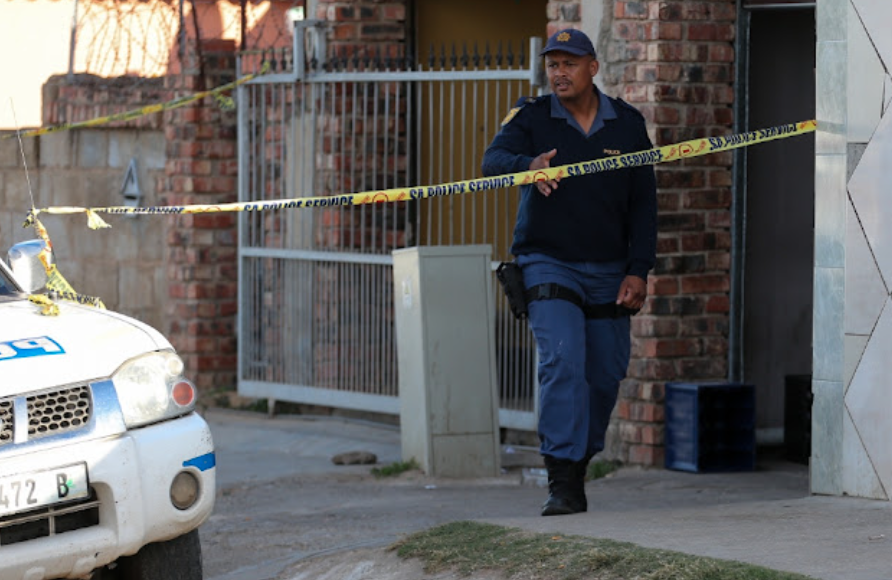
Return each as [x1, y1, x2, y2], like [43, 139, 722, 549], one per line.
[0, 412, 216, 580]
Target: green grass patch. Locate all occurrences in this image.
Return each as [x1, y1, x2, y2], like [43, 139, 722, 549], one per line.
[586, 460, 621, 481]
[370, 458, 419, 478]
[391, 521, 816, 580]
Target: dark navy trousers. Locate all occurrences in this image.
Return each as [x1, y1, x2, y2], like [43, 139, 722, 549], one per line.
[516, 253, 631, 462]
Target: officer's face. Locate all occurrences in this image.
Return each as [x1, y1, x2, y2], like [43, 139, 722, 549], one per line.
[545, 51, 599, 101]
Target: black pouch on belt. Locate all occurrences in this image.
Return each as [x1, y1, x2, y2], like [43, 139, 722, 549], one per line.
[496, 261, 529, 320]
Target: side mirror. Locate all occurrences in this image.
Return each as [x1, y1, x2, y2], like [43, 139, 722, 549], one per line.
[7, 240, 52, 293]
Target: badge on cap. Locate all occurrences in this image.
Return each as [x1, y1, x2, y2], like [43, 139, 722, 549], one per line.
[557, 32, 571, 43]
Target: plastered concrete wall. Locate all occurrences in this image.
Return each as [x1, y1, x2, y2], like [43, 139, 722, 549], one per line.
[0, 129, 168, 332]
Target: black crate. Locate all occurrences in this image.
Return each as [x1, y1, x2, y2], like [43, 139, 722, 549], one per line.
[665, 382, 756, 473]
[784, 374, 812, 465]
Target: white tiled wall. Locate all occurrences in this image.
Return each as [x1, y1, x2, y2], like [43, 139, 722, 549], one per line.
[818, 0, 892, 499]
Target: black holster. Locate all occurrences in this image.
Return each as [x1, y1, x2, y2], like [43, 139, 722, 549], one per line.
[496, 262, 529, 320]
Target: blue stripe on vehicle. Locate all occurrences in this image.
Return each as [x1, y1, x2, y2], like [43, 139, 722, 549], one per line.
[0, 336, 65, 362]
[183, 452, 216, 471]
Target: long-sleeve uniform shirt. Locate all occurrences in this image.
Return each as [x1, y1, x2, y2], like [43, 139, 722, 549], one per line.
[481, 87, 657, 280]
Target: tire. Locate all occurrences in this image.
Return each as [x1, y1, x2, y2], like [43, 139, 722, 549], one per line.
[112, 529, 203, 580]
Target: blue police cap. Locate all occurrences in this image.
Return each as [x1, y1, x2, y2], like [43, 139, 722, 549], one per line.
[539, 28, 597, 59]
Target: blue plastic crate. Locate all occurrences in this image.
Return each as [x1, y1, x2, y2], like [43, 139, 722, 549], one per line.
[664, 382, 756, 473]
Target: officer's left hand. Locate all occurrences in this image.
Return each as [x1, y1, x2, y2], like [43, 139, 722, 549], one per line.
[616, 275, 647, 310]
[530, 149, 560, 196]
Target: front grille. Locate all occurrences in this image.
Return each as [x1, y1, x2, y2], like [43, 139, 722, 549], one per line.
[0, 400, 12, 446]
[0, 488, 100, 546]
[27, 386, 92, 440]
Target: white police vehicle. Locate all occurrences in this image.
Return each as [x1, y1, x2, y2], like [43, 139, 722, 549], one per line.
[0, 241, 215, 580]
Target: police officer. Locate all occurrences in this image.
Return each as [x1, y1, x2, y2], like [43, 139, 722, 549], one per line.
[482, 28, 657, 516]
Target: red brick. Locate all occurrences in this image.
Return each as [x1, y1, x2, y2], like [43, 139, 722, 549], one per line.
[654, 105, 680, 124]
[615, 399, 632, 421]
[687, 23, 718, 41]
[713, 85, 735, 104]
[623, 84, 648, 103]
[681, 232, 731, 252]
[657, 2, 682, 20]
[628, 445, 665, 467]
[381, 4, 406, 21]
[185, 283, 214, 300]
[616, 0, 649, 19]
[682, 189, 731, 210]
[706, 251, 730, 270]
[360, 23, 404, 40]
[632, 401, 664, 422]
[641, 424, 664, 445]
[639, 338, 702, 358]
[640, 382, 666, 402]
[679, 357, 727, 380]
[705, 295, 730, 313]
[174, 142, 198, 158]
[658, 169, 706, 189]
[627, 358, 678, 381]
[620, 422, 643, 444]
[332, 23, 360, 40]
[709, 44, 735, 62]
[657, 192, 680, 212]
[657, 235, 679, 253]
[681, 2, 711, 20]
[632, 316, 680, 338]
[680, 274, 730, 294]
[711, 2, 737, 21]
[325, 5, 356, 20]
[708, 211, 732, 228]
[648, 275, 678, 296]
[686, 106, 713, 125]
[658, 22, 682, 40]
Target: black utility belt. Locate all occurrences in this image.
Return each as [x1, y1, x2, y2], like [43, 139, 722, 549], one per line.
[496, 262, 639, 321]
[526, 283, 638, 319]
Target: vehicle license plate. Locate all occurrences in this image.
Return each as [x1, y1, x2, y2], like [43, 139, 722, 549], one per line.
[0, 463, 89, 517]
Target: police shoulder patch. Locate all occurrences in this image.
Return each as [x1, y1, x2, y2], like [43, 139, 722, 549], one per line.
[500, 96, 538, 126]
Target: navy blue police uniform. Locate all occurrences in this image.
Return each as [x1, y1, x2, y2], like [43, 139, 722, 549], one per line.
[482, 86, 657, 477]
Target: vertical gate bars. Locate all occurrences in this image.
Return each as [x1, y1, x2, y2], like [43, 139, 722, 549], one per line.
[237, 31, 543, 430]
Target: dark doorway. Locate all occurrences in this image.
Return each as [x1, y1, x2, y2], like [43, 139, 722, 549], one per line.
[743, 8, 816, 439]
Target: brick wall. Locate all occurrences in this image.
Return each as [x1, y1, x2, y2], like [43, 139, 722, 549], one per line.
[42, 76, 166, 130]
[315, 0, 407, 55]
[162, 41, 240, 391]
[546, 0, 736, 465]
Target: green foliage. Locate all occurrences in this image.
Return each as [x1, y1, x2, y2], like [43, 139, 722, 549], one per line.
[370, 458, 420, 479]
[586, 459, 621, 481]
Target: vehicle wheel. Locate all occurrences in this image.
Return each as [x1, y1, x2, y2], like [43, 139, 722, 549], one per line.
[113, 529, 203, 580]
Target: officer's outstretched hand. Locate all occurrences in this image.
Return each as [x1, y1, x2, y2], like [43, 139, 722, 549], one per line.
[616, 275, 647, 310]
[530, 149, 560, 196]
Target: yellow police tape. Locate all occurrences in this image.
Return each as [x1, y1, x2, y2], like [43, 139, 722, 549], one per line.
[27, 212, 106, 315]
[24, 119, 817, 231]
[22, 118, 817, 313]
[4, 62, 270, 141]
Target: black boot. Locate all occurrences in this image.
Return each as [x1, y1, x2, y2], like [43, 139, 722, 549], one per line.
[569, 455, 592, 513]
[541, 456, 585, 516]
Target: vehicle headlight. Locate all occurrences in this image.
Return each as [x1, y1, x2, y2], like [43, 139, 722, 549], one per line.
[112, 351, 197, 428]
